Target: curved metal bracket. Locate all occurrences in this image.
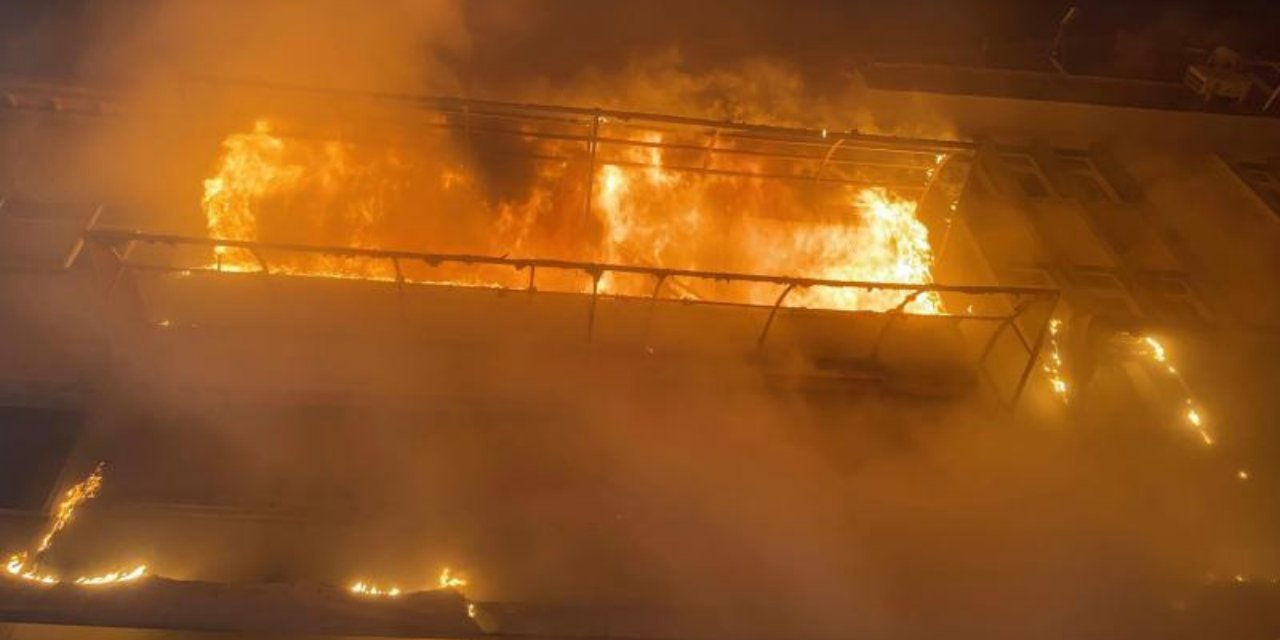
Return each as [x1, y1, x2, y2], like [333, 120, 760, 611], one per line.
[641, 273, 669, 348]
[814, 138, 846, 180]
[391, 256, 406, 316]
[868, 288, 927, 363]
[756, 284, 797, 350]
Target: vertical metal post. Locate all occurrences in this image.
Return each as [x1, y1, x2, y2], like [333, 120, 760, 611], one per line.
[392, 257, 406, 317]
[867, 289, 928, 362]
[586, 269, 602, 342]
[583, 111, 601, 222]
[813, 138, 845, 180]
[1011, 293, 1060, 405]
[642, 274, 669, 348]
[62, 205, 104, 270]
[702, 131, 719, 170]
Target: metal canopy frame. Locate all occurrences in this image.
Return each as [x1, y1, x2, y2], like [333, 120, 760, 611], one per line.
[175, 77, 975, 197]
[85, 228, 1058, 407]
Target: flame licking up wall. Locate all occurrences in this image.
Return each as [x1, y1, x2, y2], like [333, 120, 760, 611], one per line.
[4, 463, 148, 587]
[201, 119, 943, 314]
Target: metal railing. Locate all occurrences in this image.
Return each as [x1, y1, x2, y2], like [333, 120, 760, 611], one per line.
[84, 228, 1059, 405]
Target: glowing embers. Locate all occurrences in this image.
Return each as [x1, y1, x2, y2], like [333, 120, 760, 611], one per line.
[200, 118, 947, 314]
[1042, 318, 1070, 402]
[1137, 335, 1213, 446]
[348, 567, 468, 599]
[3, 463, 148, 587]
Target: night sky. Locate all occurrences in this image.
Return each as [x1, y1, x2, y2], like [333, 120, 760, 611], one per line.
[3, 0, 1280, 92]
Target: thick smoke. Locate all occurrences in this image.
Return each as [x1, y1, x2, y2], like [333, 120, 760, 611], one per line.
[0, 2, 1267, 639]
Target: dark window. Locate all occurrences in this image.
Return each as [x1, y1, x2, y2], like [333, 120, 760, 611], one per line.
[1000, 154, 1052, 198]
[1136, 273, 1212, 324]
[1068, 268, 1141, 316]
[1057, 155, 1118, 203]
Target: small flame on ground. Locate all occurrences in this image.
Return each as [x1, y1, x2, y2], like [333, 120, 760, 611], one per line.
[3, 464, 150, 588]
[347, 567, 468, 597]
[350, 580, 401, 597]
[5, 553, 58, 584]
[73, 565, 148, 585]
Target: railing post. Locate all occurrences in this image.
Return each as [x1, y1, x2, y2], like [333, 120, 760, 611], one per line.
[392, 256, 406, 317]
[868, 288, 926, 362]
[583, 111, 601, 223]
[642, 273, 669, 348]
[586, 268, 602, 342]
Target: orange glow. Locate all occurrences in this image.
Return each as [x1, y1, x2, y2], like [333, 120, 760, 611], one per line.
[201, 120, 945, 313]
[438, 567, 466, 589]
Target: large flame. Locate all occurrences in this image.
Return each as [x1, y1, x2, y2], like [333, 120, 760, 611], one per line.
[201, 119, 944, 313]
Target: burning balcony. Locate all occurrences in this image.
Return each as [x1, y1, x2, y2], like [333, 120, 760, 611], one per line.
[5, 85, 1049, 407]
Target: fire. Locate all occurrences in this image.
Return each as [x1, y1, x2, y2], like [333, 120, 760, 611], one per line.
[5, 553, 58, 584]
[1137, 336, 1213, 446]
[37, 461, 104, 554]
[438, 567, 466, 589]
[203, 120, 304, 270]
[347, 567, 468, 597]
[200, 119, 945, 314]
[1042, 318, 1069, 402]
[350, 580, 401, 597]
[2, 463, 149, 588]
[73, 565, 148, 586]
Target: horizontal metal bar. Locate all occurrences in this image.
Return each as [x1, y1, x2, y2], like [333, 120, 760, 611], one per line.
[277, 121, 940, 181]
[598, 158, 925, 190]
[86, 228, 1058, 298]
[182, 76, 975, 153]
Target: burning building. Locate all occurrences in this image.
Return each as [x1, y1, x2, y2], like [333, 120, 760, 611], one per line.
[2, 3, 1280, 639]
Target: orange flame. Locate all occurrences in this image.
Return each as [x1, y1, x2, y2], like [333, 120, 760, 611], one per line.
[201, 120, 944, 313]
[36, 462, 104, 554]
